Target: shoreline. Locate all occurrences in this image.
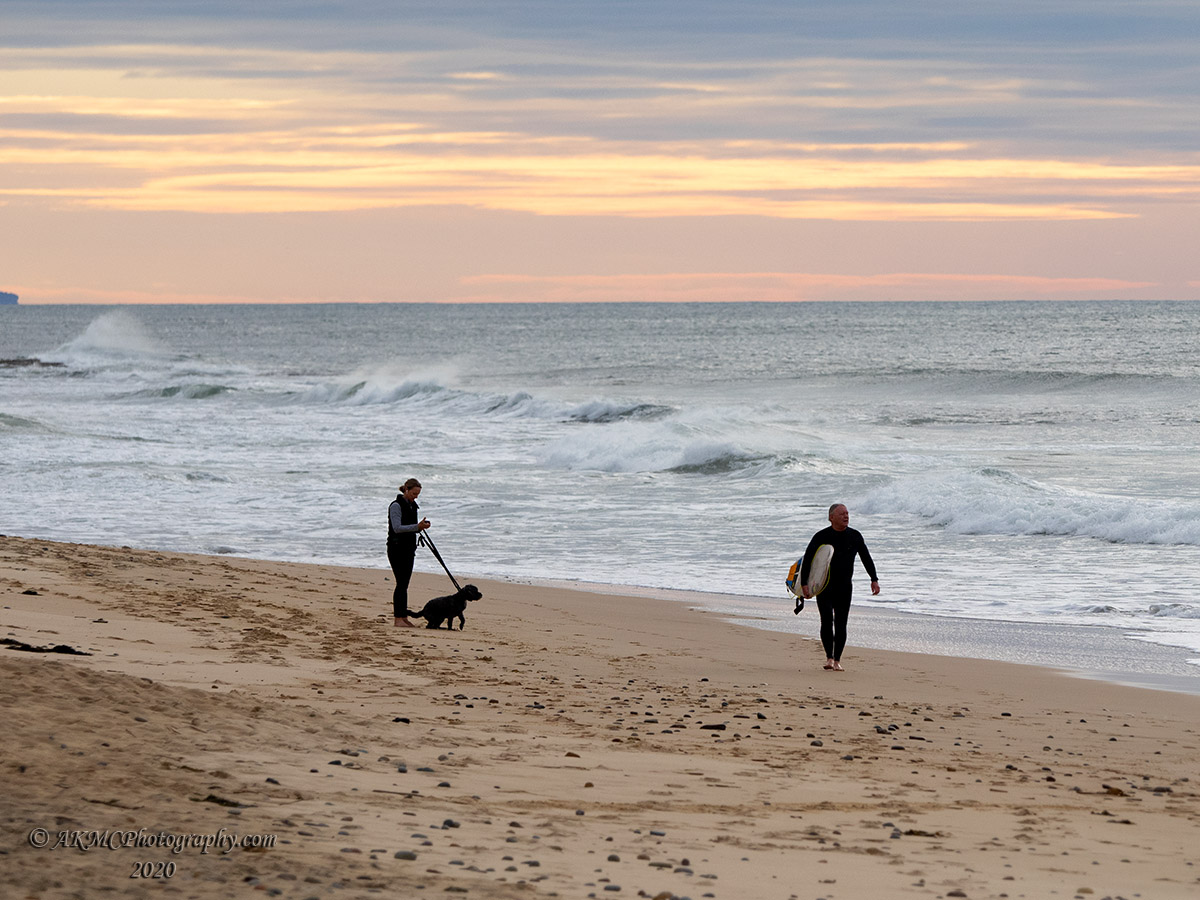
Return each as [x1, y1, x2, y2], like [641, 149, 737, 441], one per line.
[489, 574, 1200, 697]
[6, 526, 1199, 694]
[4, 536, 1200, 899]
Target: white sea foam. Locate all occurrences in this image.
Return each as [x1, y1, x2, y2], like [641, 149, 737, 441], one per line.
[533, 405, 789, 474]
[860, 468, 1200, 546]
[44, 310, 167, 368]
[538, 425, 755, 473]
[1124, 630, 1200, 658]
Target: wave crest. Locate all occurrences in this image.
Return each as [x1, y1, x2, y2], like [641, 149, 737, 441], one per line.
[0, 412, 51, 432]
[861, 468, 1200, 546]
[296, 368, 676, 426]
[44, 311, 168, 369]
[537, 414, 777, 474]
[567, 400, 674, 423]
[120, 384, 234, 400]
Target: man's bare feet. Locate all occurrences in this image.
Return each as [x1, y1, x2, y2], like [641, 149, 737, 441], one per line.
[831, 661, 844, 672]
[393, 617, 415, 627]
[823, 659, 835, 670]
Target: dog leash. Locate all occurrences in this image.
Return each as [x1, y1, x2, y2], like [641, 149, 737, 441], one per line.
[418, 532, 462, 592]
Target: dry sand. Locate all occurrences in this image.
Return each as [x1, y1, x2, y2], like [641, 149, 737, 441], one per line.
[2, 535, 1199, 900]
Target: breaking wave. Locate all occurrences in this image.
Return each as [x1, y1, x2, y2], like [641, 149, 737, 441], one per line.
[296, 368, 674, 425]
[122, 384, 235, 400]
[43, 311, 169, 369]
[0, 412, 53, 432]
[861, 468, 1200, 546]
[566, 400, 675, 423]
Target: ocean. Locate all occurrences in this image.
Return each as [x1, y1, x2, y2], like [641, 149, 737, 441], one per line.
[3, 301, 1200, 679]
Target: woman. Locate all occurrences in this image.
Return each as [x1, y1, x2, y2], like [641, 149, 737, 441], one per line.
[387, 478, 430, 627]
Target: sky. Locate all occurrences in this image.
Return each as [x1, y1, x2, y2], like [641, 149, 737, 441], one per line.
[2, 0, 1200, 303]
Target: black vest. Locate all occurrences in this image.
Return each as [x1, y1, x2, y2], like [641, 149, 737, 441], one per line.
[388, 495, 419, 546]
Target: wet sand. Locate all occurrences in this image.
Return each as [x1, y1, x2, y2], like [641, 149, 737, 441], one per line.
[3, 535, 1199, 899]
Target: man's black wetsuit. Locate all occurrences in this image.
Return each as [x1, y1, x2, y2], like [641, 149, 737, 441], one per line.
[799, 525, 878, 662]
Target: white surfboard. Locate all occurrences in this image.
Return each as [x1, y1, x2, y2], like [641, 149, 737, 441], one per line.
[807, 544, 834, 596]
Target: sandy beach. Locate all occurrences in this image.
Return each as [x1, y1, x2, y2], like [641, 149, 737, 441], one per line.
[3, 535, 1199, 899]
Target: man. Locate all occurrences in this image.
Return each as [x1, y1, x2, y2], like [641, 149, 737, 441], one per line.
[800, 503, 880, 671]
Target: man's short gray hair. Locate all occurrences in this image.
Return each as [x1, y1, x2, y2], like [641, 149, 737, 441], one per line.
[828, 503, 846, 516]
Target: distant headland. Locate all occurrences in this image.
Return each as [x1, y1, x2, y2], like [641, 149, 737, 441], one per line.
[0, 291, 18, 305]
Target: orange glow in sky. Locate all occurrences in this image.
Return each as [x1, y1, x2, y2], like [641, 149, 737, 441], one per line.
[3, 10, 1200, 303]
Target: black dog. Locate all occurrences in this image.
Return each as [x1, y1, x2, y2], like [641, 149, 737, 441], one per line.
[409, 584, 482, 630]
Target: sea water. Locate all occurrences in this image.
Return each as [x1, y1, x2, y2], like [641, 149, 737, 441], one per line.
[2, 301, 1199, 670]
